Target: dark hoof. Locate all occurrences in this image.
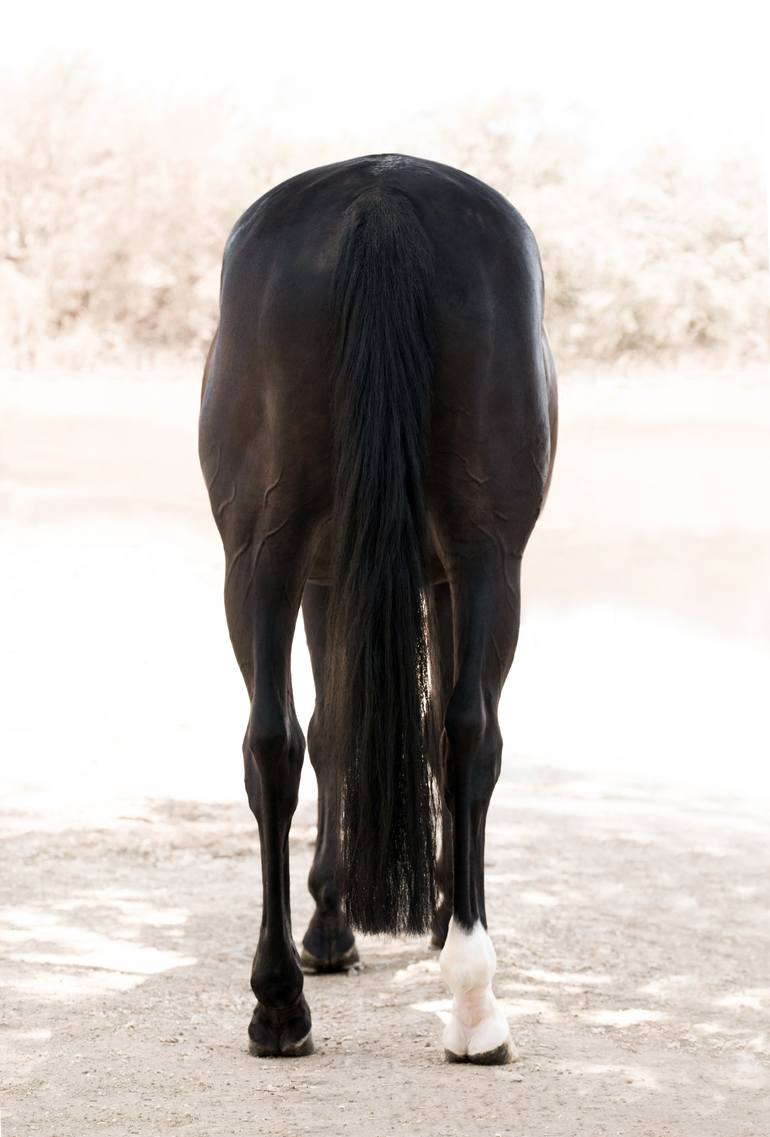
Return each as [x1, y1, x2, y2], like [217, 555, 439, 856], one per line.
[470, 1042, 514, 1066]
[300, 941, 359, 974]
[301, 914, 358, 973]
[444, 1042, 513, 1066]
[247, 994, 314, 1058]
[248, 1031, 314, 1058]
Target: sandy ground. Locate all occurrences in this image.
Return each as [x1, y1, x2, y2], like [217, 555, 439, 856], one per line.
[1, 365, 769, 1136]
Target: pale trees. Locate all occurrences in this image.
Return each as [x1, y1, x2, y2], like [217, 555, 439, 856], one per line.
[0, 73, 767, 371]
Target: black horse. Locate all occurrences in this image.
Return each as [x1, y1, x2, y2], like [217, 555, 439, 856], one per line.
[199, 154, 557, 1063]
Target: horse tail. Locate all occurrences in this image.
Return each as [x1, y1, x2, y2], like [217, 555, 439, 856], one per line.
[326, 188, 438, 935]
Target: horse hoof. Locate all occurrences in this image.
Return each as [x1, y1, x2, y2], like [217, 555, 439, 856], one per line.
[300, 942, 359, 974]
[247, 996, 314, 1058]
[248, 1030, 315, 1058]
[468, 1040, 514, 1065]
[249, 1031, 315, 1058]
[301, 916, 359, 973]
[444, 1047, 467, 1063]
[444, 1041, 513, 1066]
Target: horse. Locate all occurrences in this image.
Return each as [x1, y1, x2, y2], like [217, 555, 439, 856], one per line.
[198, 153, 557, 1063]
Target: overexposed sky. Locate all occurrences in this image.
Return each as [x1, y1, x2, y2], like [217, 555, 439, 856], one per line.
[3, 0, 769, 157]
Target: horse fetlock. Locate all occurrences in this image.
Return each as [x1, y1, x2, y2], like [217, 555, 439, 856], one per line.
[250, 953, 304, 1008]
[439, 917, 496, 991]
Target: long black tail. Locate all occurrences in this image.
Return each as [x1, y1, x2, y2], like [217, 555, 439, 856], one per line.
[326, 188, 437, 935]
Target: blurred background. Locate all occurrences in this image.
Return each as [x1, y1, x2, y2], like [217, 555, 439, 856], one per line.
[2, 0, 768, 813]
[0, 4, 768, 372]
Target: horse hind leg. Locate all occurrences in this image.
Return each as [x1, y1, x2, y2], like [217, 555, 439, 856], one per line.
[221, 513, 317, 1057]
[438, 548, 524, 1065]
[299, 583, 359, 973]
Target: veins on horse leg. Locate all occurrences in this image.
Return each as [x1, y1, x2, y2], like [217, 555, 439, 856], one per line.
[263, 467, 284, 509]
[247, 516, 295, 591]
[434, 448, 490, 486]
[529, 447, 547, 487]
[206, 443, 223, 489]
[215, 482, 237, 520]
[225, 536, 252, 586]
[225, 513, 295, 590]
[475, 521, 519, 619]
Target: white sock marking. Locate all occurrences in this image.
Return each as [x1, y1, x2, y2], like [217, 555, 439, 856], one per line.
[439, 917, 513, 1059]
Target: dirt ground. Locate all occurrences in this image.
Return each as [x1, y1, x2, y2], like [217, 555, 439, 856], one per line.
[2, 366, 770, 1136]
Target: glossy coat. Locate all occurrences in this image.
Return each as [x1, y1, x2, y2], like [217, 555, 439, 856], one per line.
[199, 154, 557, 1057]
